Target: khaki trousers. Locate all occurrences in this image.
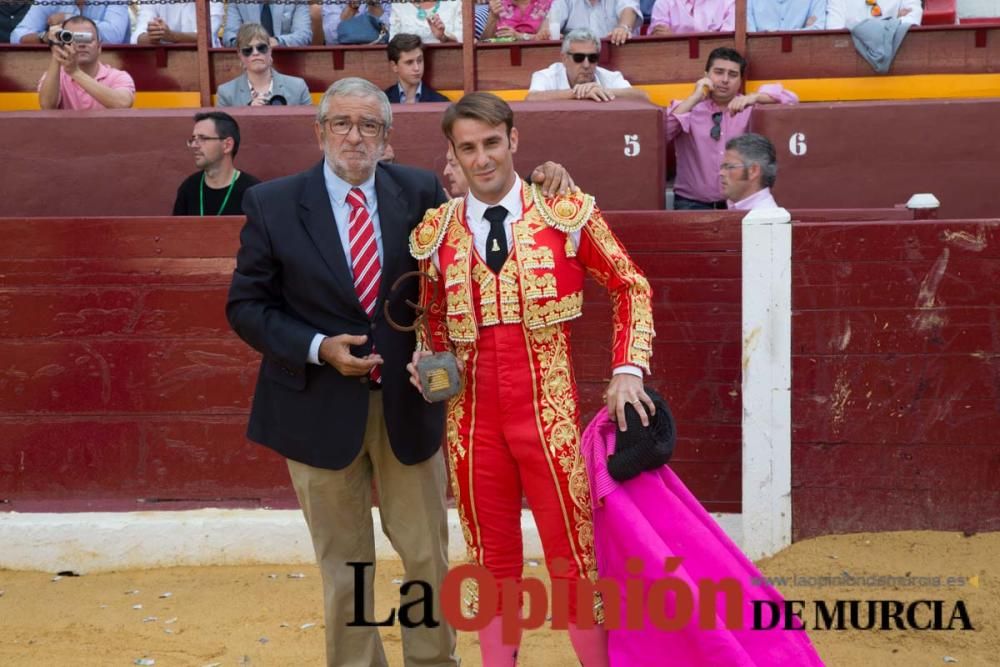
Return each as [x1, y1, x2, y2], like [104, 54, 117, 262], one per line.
[287, 392, 457, 667]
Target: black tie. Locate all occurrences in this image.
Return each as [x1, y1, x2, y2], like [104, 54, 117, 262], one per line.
[484, 206, 508, 273]
[260, 2, 275, 38]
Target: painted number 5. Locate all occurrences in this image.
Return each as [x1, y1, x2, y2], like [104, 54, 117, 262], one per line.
[624, 134, 640, 157]
[789, 132, 807, 156]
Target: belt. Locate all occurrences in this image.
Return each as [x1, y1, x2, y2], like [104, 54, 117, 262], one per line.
[675, 194, 728, 210]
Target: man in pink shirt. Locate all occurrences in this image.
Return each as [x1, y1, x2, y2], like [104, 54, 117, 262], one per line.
[721, 133, 780, 211]
[665, 47, 795, 210]
[649, 0, 734, 35]
[38, 16, 135, 110]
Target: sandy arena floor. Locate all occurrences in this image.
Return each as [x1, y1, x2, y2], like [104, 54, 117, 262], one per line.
[1, 530, 996, 666]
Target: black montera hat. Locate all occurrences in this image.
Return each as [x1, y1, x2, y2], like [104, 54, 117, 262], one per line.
[607, 387, 676, 482]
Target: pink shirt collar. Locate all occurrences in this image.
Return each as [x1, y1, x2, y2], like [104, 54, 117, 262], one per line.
[729, 187, 779, 211]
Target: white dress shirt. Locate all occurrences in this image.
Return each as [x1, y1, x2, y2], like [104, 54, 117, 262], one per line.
[825, 0, 922, 30]
[308, 162, 383, 365]
[528, 62, 632, 92]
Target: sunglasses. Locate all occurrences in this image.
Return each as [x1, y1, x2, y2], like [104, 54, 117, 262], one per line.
[710, 112, 723, 141]
[240, 43, 270, 57]
[568, 52, 599, 64]
[865, 0, 882, 17]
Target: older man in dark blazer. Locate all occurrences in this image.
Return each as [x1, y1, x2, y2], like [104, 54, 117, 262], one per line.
[226, 77, 455, 667]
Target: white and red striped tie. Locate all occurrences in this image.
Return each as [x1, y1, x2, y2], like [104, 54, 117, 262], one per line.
[347, 187, 381, 383]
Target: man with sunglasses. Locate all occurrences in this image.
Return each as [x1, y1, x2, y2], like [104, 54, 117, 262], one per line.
[174, 111, 260, 216]
[526, 28, 649, 102]
[666, 46, 796, 210]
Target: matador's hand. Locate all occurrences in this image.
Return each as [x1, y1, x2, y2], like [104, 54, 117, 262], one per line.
[605, 373, 655, 432]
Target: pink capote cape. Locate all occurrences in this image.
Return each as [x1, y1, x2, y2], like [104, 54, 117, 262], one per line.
[581, 408, 825, 666]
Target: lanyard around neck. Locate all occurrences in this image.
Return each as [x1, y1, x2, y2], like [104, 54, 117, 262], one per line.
[200, 170, 240, 216]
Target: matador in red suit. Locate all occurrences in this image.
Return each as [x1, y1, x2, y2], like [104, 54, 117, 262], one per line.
[408, 93, 655, 667]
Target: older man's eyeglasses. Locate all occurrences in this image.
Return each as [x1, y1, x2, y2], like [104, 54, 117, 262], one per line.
[719, 162, 747, 172]
[240, 43, 270, 57]
[568, 52, 599, 64]
[186, 135, 223, 147]
[323, 117, 385, 138]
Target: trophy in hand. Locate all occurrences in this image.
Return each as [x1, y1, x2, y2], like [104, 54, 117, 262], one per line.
[384, 271, 462, 403]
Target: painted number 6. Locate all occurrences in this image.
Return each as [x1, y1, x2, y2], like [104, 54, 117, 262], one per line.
[789, 132, 807, 156]
[624, 134, 640, 157]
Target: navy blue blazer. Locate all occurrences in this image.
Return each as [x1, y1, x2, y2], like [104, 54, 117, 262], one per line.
[226, 160, 447, 470]
[383, 82, 450, 104]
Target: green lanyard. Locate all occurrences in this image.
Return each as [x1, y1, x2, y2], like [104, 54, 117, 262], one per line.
[199, 170, 240, 216]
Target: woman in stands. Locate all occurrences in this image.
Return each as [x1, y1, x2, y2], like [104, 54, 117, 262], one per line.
[389, 0, 463, 43]
[216, 23, 311, 107]
[480, 0, 554, 41]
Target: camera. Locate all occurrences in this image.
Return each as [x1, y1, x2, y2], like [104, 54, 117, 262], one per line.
[266, 94, 287, 106]
[54, 30, 94, 44]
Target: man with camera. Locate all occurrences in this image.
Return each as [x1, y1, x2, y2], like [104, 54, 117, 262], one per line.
[38, 15, 134, 110]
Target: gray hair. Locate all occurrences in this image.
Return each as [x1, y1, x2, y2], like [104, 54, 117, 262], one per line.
[726, 133, 777, 188]
[561, 28, 601, 55]
[317, 77, 393, 130]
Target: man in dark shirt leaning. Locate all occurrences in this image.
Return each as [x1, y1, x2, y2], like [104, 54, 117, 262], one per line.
[383, 33, 449, 104]
[0, 2, 29, 43]
[174, 111, 261, 216]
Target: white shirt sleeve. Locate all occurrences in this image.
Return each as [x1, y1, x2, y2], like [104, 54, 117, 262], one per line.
[308, 333, 326, 365]
[598, 68, 631, 89]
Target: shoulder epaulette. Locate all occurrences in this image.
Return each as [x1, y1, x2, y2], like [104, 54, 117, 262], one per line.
[530, 183, 595, 233]
[410, 198, 461, 260]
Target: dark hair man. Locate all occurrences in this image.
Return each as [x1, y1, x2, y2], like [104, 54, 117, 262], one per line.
[409, 92, 655, 666]
[37, 15, 134, 110]
[174, 111, 261, 216]
[384, 33, 449, 104]
[666, 47, 796, 210]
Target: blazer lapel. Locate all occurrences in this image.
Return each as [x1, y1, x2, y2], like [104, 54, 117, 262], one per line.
[374, 164, 409, 314]
[299, 161, 367, 318]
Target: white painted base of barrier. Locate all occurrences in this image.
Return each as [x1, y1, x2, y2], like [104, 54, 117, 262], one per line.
[0, 509, 743, 573]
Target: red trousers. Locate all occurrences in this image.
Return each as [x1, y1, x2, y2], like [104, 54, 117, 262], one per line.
[448, 322, 597, 622]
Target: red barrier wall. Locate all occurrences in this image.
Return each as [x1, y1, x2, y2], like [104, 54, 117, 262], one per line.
[0, 212, 743, 514]
[791, 219, 1000, 539]
[0, 102, 664, 217]
[752, 100, 1000, 221]
[5, 213, 998, 542]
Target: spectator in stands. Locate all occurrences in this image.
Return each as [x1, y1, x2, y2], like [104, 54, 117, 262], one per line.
[826, 0, 921, 29]
[133, 1, 225, 46]
[217, 23, 312, 106]
[12, 1, 130, 44]
[322, 1, 390, 44]
[721, 133, 780, 210]
[384, 33, 449, 103]
[223, 0, 312, 47]
[480, 0, 554, 41]
[547, 0, 641, 45]
[666, 47, 796, 210]
[526, 28, 650, 102]
[390, 0, 462, 43]
[442, 146, 468, 196]
[648, 0, 734, 35]
[174, 111, 261, 217]
[1, 2, 30, 43]
[748, 0, 826, 31]
[38, 15, 134, 110]
[475, 1, 491, 37]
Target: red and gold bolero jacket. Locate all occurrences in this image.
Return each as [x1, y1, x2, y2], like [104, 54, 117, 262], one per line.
[409, 182, 654, 373]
